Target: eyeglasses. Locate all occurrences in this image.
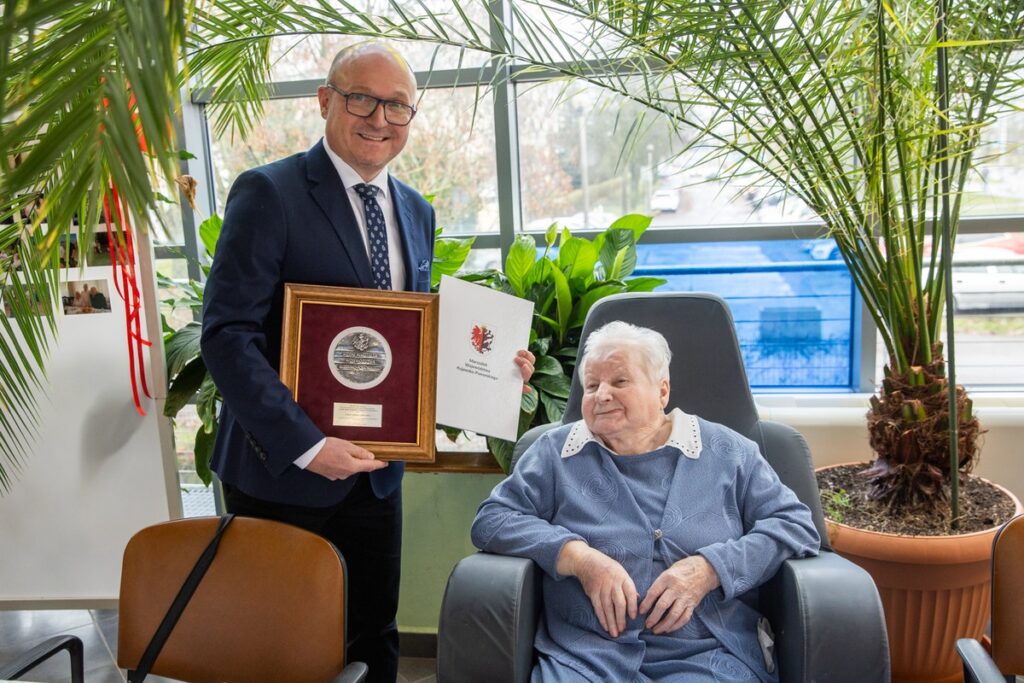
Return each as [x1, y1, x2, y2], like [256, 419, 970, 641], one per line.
[324, 83, 417, 126]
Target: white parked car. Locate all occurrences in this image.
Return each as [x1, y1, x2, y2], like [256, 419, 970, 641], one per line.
[948, 247, 1024, 312]
[650, 188, 680, 213]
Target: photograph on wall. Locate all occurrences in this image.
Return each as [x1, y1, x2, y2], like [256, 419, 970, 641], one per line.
[62, 278, 112, 316]
[2, 285, 52, 318]
[59, 233, 79, 268]
[86, 232, 113, 267]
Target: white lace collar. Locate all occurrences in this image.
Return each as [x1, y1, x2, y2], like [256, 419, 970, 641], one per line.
[560, 408, 702, 459]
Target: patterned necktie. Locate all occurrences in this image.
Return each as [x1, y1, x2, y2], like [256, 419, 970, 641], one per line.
[353, 183, 393, 290]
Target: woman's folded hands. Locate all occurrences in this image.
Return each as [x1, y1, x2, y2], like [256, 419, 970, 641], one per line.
[557, 541, 721, 638]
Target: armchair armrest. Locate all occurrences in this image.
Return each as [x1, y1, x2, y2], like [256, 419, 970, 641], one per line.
[333, 661, 369, 683]
[437, 553, 541, 683]
[956, 639, 1011, 683]
[761, 551, 889, 683]
[0, 635, 84, 683]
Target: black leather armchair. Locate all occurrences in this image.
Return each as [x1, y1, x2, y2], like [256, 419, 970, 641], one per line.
[437, 292, 890, 683]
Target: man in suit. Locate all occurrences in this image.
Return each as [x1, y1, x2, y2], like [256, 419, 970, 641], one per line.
[201, 43, 533, 683]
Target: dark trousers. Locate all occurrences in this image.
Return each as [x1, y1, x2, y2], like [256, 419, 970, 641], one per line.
[224, 475, 402, 683]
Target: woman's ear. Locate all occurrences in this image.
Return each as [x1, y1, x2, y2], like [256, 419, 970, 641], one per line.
[660, 379, 670, 408]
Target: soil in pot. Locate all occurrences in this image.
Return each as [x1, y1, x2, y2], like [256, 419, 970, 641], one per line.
[816, 463, 1018, 535]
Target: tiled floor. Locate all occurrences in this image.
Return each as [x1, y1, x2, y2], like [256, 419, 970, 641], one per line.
[0, 609, 435, 683]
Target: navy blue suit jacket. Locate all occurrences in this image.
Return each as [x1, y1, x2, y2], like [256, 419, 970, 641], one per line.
[201, 140, 435, 507]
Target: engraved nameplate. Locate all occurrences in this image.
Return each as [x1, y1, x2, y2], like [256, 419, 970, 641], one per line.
[333, 402, 383, 428]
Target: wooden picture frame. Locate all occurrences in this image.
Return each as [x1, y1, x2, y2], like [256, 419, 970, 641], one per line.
[280, 283, 438, 462]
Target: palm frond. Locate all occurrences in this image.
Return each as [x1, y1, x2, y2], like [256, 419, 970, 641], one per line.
[0, 0, 189, 493]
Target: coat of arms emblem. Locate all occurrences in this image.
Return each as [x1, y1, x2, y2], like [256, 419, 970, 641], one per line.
[471, 324, 494, 354]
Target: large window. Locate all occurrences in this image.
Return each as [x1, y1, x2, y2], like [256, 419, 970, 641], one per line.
[159, 1, 1024, 492]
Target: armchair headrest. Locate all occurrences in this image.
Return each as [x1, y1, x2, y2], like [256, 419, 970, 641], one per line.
[565, 292, 760, 443]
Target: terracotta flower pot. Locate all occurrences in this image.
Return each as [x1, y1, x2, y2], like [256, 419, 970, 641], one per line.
[820, 463, 1023, 683]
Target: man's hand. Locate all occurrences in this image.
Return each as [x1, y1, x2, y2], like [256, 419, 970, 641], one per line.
[515, 349, 536, 393]
[557, 540, 638, 638]
[305, 436, 388, 481]
[639, 555, 720, 634]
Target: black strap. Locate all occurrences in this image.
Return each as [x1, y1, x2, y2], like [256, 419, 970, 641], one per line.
[128, 514, 235, 683]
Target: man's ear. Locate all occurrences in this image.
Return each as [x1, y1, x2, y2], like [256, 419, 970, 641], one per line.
[316, 86, 331, 119]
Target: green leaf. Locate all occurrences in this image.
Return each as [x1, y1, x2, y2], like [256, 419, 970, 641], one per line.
[487, 436, 514, 474]
[550, 265, 572, 344]
[533, 373, 572, 399]
[609, 214, 652, 242]
[557, 237, 599, 285]
[571, 283, 626, 328]
[195, 375, 222, 433]
[164, 321, 203, 379]
[193, 424, 217, 487]
[431, 235, 475, 289]
[178, 149, 197, 161]
[437, 424, 463, 442]
[505, 235, 537, 297]
[625, 276, 667, 292]
[164, 356, 207, 418]
[533, 355, 563, 376]
[199, 214, 223, 259]
[532, 336, 552, 356]
[539, 392, 568, 425]
[521, 385, 540, 414]
[554, 346, 578, 359]
[598, 228, 638, 280]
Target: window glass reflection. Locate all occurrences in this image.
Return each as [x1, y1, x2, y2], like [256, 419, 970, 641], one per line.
[515, 80, 816, 231]
[208, 88, 497, 234]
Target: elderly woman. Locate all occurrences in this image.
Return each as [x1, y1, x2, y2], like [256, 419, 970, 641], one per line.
[471, 321, 820, 682]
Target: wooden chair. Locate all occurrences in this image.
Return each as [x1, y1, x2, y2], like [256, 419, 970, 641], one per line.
[118, 515, 367, 683]
[957, 513, 1024, 683]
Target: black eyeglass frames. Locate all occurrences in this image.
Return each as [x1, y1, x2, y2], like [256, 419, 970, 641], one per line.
[324, 83, 417, 126]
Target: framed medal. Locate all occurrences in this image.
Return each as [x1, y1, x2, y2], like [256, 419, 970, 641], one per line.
[279, 283, 439, 462]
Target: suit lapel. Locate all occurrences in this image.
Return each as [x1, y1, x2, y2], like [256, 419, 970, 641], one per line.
[306, 141, 373, 288]
[389, 176, 429, 292]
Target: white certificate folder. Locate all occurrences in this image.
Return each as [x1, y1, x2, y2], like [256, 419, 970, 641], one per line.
[436, 275, 534, 441]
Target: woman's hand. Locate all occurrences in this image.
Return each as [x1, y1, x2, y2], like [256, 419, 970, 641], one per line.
[639, 555, 720, 634]
[557, 540, 637, 638]
[515, 349, 536, 392]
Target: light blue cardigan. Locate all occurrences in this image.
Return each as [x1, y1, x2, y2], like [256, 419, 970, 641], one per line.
[471, 411, 820, 682]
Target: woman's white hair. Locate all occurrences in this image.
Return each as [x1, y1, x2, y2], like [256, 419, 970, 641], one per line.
[578, 321, 672, 383]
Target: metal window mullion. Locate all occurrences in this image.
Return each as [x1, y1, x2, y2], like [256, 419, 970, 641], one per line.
[177, 86, 217, 285]
[490, 0, 522, 262]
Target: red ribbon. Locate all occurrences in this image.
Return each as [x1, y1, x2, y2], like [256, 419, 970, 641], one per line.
[103, 189, 152, 416]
